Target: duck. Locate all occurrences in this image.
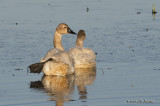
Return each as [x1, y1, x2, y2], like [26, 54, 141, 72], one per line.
[152, 4, 157, 14]
[68, 30, 96, 68]
[41, 23, 76, 76]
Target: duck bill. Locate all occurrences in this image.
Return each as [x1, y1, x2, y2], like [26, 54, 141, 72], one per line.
[67, 28, 76, 34]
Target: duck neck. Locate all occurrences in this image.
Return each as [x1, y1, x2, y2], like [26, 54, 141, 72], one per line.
[76, 38, 83, 47]
[53, 31, 64, 50]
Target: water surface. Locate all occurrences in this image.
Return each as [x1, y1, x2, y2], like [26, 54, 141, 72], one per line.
[0, 0, 160, 106]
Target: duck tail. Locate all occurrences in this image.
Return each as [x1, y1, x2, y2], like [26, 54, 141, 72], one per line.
[28, 58, 54, 74]
[28, 62, 45, 74]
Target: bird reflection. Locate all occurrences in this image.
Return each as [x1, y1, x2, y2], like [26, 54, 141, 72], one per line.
[42, 75, 75, 101]
[30, 75, 74, 106]
[75, 67, 96, 100]
[153, 13, 156, 20]
[30, 67, 96, 105]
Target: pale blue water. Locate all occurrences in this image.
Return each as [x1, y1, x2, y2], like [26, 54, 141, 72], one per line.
[0, 0, 160, 106]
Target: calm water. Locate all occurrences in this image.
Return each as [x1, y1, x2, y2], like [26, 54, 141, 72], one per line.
[0, 0, 160, 106]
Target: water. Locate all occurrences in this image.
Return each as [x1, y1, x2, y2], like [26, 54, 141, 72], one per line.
[0, 0, 160, 105]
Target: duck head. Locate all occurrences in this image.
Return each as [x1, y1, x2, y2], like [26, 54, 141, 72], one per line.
[56, 23, 76, 34]
[77, 30, 86, 41]
[76, 30, 86, 47]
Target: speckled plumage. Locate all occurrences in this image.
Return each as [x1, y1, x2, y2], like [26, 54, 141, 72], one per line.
[69, 30, 96, 68]
[41, 23, 76, 76]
